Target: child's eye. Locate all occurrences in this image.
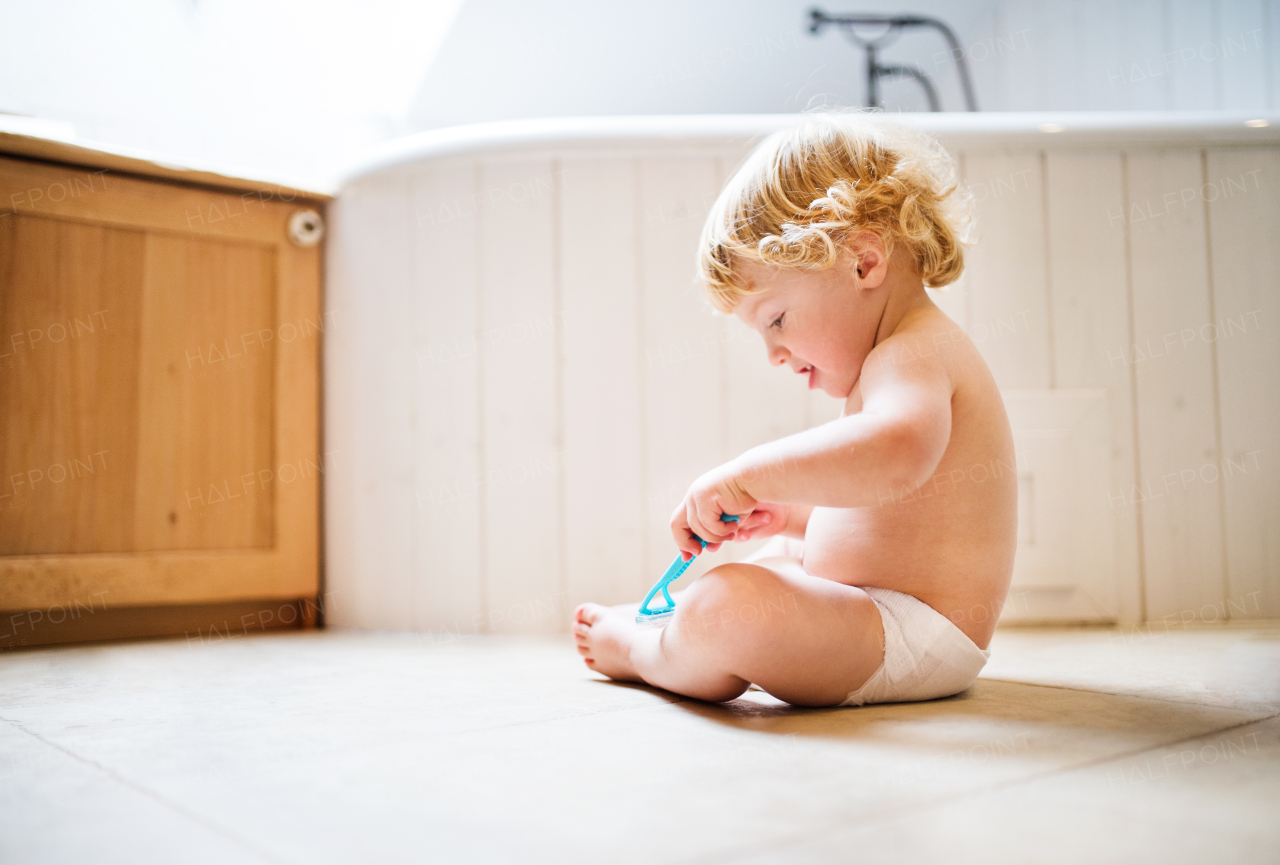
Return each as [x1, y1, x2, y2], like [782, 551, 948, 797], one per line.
[770, 314, 784, 330]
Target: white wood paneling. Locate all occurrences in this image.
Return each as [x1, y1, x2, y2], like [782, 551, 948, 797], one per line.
[410, 164, 483, 633]
[326, 181, 415, 629]
[328, 119, 1280, 632]
[805, 388, 847, 429]
[1044, 151, 1144, 621]
[477, 159, 563, 634]
[925, 284, 969, 333]
[1125, 149, 1226, 619]
[722, 315, 808, 459]
[1206, 147, 1280, 618]
[321, 193, 360, 626]
[1002, 389, 1116, 621]
[721, 303, 811, 563]
[637, 156, 727, 582]
[961, 152, 1053, 389]
[560, 156, 646, 606]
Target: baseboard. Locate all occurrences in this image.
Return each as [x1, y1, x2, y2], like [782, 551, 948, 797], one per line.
[0, 597, 320, 651]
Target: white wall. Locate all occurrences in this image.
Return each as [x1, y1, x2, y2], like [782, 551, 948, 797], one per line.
[3, 1, 1277, 184]
[406, 0, 1280, 129]
[990, 0, 1280, 111]
[0, 0, 464, 184]
[406, 0, 1004, 127]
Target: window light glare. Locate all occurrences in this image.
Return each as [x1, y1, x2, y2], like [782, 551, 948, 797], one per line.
[1245, 119, 1269, 128]
[1039, 123, 1065, 133]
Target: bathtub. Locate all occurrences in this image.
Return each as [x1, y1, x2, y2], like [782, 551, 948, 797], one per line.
[325, 111, 1279, 633]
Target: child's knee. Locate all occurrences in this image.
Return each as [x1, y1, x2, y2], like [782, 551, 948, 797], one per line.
[677, 564, 782, 635]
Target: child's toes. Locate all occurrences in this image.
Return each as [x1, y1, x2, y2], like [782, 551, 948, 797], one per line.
[576, 603, 604, 626]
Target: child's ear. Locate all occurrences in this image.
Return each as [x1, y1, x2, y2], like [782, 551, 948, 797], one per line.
[846, 232, 890, 289]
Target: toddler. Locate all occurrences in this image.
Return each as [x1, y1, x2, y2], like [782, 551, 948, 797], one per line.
[573, 112, 1018, 707]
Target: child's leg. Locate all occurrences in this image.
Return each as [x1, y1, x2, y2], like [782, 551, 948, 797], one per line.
[573, 557, 884, 707]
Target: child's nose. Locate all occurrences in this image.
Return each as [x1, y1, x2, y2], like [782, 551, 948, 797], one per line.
[767, 343, 789, 366]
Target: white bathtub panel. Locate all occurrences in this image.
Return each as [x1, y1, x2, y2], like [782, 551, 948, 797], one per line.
[1002, 389, 1116, 621]
[719, 311, 810, 564]
[925, 284, 968, 333]
[1126, 149, 1226, 619]
[722, 315, 808, 458]
[478, 159, 563, 633]
[322, 195, 359, 626]
[1206, 147, 1280, 618]
[638, 156, 728, 581]
[327, 116, 1280, 631]
[411, 165, 484, 632]
[805, 388, 847, 429]
[326, 182, 415, 629]
[1044, 150, 1144, 622]
[560, 156, 646, 606]
[961, 152, 1053, 389]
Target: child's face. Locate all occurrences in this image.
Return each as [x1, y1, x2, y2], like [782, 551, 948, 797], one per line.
[731, 246, 885, 400]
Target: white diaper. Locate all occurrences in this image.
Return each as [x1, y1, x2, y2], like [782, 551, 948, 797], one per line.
[840, 586, 990, 707]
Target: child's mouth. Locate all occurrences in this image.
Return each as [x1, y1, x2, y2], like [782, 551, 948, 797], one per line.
[801, 365, 816, 389]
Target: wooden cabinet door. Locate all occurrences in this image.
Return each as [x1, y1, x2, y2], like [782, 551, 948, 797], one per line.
[0, 157, 321, 615]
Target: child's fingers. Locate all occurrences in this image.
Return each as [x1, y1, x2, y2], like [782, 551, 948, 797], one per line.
[693, 503, 738, 542]
[676, 524, 705, 559]
[671, 503, 702, 559]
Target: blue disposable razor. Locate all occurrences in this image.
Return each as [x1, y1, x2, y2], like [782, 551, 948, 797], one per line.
[635, 514, 739, 626]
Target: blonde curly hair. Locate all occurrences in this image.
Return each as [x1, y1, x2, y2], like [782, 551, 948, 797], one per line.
[697, 111, 972, 313]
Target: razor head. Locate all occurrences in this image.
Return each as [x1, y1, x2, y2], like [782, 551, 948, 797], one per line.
[635, 609, 674, 627]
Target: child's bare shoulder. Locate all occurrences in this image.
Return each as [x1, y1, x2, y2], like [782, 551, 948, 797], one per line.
[860, 306, 969, 389]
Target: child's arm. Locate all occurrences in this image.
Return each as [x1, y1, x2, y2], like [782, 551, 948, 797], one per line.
[672, 343, 953, 558]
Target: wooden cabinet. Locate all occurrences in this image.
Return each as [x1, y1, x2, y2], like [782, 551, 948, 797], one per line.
[0, 137, 326, 648]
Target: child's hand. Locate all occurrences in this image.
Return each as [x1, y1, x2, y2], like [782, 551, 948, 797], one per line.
[732, 501, 789, 542]
[670, 462, 759, 560]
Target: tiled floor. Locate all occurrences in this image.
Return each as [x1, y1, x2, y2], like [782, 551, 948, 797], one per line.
[2, 624, 1278, 864]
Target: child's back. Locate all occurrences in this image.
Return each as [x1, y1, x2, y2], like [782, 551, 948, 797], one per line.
[804, 303, 1018, 650]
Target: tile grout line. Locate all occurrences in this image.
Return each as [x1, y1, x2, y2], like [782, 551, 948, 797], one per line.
[687, 711, 1280, 865]
[0, 715, 291, 865]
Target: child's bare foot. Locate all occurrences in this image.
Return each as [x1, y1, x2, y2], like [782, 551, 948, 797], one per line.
[572, 603, 644, 682]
